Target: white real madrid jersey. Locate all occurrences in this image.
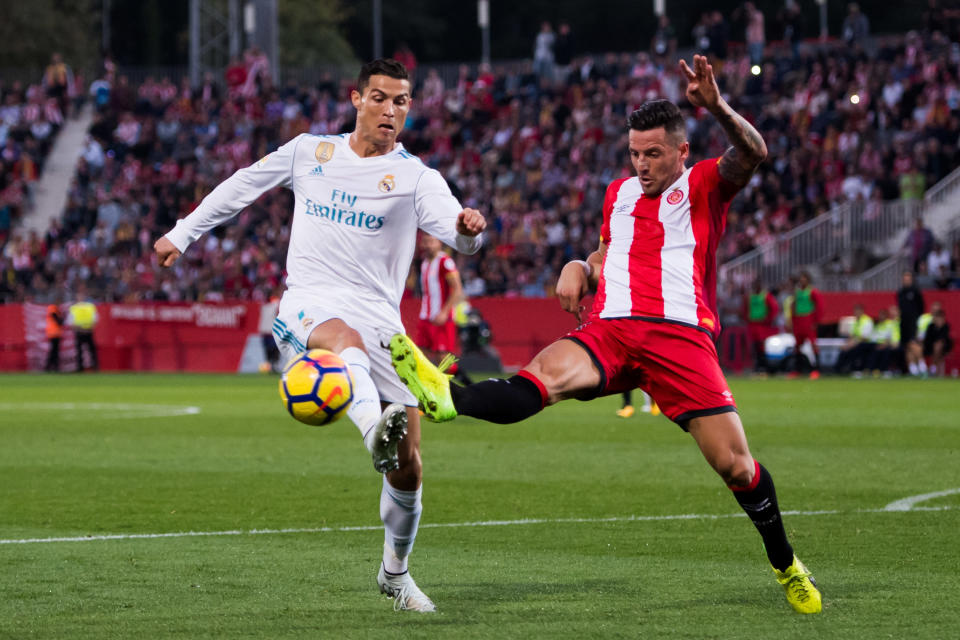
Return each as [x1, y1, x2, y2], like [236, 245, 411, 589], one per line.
[165, 133, 482, 329]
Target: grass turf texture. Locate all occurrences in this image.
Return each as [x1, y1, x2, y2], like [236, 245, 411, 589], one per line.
[1, 373, 958, 638]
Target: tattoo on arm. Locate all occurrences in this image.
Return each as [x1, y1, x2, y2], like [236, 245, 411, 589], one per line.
[714, 104, 767, 187]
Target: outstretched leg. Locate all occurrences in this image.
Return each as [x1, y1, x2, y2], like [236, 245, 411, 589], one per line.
[391, 334, 601, 423]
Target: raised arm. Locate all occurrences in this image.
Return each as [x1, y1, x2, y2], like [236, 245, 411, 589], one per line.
[679, 54, 767, 187]
[154, 135, 301, 267]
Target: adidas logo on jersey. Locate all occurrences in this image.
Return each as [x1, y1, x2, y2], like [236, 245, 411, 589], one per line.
[309, 165, 324, 176]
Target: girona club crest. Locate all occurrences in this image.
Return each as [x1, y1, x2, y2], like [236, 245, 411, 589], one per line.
[666, 189, 684, 205]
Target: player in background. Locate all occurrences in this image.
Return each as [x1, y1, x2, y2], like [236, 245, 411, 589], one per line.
[743, 279, 779, 373]
[617, 390, 659, 417]
[390, 55, 820, 614]
[923, 307, 953, 376]
[417, 233, 472, 385]
[906, 300, 940, 376]
[896, 270, 924, 350]
[153, 59, 486, 613]
[788, 271, 821, 379]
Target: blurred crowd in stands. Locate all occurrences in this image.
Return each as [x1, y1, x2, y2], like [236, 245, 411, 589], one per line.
[1, 53, 80, 247]
[4, 3, 960, 307]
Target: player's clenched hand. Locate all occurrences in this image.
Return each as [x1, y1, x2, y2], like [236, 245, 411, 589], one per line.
[456, 208, 486, 236]
[555, 261, 590, 315]
[679, 54, 721, 111]
[153, 236, 182, 267]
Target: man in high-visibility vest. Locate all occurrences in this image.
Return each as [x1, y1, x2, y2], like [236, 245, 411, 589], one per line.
[867, 306, 901, 376]
[44, 304, 64, 372]
[834, 304, 874, 374]
[67, 298, 99, 371]
[743, 279, 779, 373]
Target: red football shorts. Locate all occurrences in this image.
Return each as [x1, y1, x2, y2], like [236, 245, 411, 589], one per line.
[792, 316, 817, 346]
[564, 317, 736, 429]
[417, 318, 458, 353]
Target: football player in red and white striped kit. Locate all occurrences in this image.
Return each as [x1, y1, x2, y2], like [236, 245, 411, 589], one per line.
[416, 233, 471, 384]
[391, 55, 821, 614]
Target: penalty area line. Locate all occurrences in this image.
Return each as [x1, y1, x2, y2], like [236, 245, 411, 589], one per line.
[0, 506, 953, 546]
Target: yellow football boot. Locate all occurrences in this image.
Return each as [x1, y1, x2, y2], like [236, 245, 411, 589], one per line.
[388, 334, 458, 422]
[773, 555, 822, 614]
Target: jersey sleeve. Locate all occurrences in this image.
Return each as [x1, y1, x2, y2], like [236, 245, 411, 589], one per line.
[599, 179, 623, 244]
[165, 134, 302, 252]
[414, 169, 483, 255]
[440, 254, 458, 276]
[690, 158, 740, 233]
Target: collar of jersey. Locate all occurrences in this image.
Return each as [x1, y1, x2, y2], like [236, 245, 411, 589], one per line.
[340, 135, 407, 161]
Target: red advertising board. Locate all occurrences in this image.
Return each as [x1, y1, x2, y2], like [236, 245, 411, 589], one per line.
[2, 292, 958, 372]
[98, 302, 259, 371]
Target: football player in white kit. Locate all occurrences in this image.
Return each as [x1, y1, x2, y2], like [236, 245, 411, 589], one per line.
[153, 59, 486, 612]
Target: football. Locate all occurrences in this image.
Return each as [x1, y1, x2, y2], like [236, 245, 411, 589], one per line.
[278, 349, 355, 426]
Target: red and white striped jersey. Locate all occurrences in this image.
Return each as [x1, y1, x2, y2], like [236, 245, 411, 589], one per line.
[419, 253, 457, 321]
[591, 158, 740, 336]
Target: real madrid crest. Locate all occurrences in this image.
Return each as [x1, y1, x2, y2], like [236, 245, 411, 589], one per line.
[315, 142, 335, 164]
[378, 174, 396, 193]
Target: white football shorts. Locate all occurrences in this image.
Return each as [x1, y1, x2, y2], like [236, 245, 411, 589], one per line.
[272, 294, 416, 407]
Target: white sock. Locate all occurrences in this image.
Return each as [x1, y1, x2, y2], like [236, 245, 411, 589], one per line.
[908, 362, 918, 375]
[641, 392, 652, 410]
[918, 359, 928, 374]
[380, 475, 422, 574]
[339, 347, 382, 442]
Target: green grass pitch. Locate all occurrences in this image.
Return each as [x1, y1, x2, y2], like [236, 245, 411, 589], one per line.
[1, 373, 959, 638]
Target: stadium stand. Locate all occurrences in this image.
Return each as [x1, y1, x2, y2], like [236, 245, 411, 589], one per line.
[0, 79, 72, 246]
[3, 29, 960, 309]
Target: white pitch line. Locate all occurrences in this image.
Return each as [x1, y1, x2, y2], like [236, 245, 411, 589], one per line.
[884, 487, 960, 511]
[0, 506, 954, 546]
[0, 402, 201, 419]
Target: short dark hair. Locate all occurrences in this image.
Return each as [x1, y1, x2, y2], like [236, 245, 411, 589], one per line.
[357, 58, 409, 94]
[627, 100, 686, 142]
